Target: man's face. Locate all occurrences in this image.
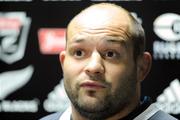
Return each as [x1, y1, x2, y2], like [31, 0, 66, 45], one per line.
[60, 8, 140, 119]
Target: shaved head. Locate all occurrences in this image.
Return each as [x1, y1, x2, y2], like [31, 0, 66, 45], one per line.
[67, 3, 132, 40]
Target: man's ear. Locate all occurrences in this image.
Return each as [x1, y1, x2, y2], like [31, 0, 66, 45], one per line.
[59, 51, 66, 68]
[137, 52, 152, 82]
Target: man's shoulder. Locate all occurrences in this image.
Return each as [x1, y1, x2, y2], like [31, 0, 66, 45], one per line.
[39, 112, 62, 120]
[149, 110, 177, 120]
[134, 103, 178, 120]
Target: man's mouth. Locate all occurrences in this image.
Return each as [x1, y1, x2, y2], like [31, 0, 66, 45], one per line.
[80, 80, 107, 89]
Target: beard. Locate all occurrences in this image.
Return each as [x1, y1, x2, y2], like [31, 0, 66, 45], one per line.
[64, 68, 138, 120]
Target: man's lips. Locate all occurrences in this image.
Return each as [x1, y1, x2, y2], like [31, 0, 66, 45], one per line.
[80, 81, 107, 89]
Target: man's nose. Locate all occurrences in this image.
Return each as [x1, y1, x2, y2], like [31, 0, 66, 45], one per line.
[84, 51, 105, 75]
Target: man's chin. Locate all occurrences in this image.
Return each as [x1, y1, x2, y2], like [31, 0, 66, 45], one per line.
[77, 97, 107, 112]
[73, 99, 112, 120]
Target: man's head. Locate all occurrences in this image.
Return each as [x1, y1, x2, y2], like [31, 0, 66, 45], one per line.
[60, 3, 152, 120]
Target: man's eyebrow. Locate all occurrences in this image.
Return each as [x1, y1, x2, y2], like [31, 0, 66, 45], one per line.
[106, 39, 125, 43]
[105, 38, 128, 48]
[69, 37, 85, 44]
[74, 39, 85, 43]
[68, 37, 128, 49]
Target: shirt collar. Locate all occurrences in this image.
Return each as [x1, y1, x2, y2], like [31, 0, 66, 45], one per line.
[59, 106, 72, 120]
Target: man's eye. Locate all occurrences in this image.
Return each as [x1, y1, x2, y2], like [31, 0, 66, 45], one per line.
[74, 50, 85, 58]
[105, 51, 119, 58]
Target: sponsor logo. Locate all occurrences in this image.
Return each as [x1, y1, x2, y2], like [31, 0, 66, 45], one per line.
[0, 99, 39, 112]
[153, 13, 180, 60]
[153, 41, 180, 60]
[0, 12, 31, 64]
[155, 78, 180, 114]
[38, 28, 66, 54]
[43, 79, 70, 112]
[154, 13, 180, 42]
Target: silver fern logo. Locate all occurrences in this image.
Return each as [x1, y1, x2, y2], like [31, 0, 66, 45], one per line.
[0, 65, 34, 100]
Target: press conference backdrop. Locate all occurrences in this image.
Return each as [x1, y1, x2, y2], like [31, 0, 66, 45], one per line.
[0, 0, 180, 120]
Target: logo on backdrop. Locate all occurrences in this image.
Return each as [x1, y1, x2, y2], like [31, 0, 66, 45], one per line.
[0, 12, 38, 113]
[43, 79, 70, 113]
[155, 78, 180, 114]
[153, 13, 180, 60]
[154, 13, 180, 42]
[0, 12, 31, 64]
[38, 28, 66, 54]
[0, 66, 34, 100]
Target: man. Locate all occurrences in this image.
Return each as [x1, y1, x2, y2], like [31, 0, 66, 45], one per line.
[40, 3, 177, 120]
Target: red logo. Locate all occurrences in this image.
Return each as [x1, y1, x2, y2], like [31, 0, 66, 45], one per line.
[38, 28, 66, 54]
[0, 18, 21, 29]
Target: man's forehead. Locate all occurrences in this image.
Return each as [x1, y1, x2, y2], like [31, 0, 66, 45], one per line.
[68, 4, 131, 31]
[66, 3, 133, 45]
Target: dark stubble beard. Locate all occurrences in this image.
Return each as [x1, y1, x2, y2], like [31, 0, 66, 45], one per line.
[64, 68, 138, 120]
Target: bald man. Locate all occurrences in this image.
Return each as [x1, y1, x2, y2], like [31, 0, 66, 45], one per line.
[40, 3, 177, 120]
